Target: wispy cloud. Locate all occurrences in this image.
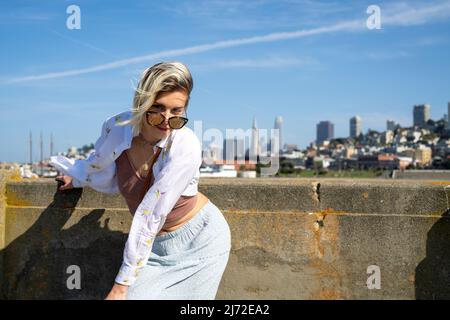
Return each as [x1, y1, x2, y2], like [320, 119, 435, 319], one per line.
[157, 0, 353, 30]
[366, 51, 411, 60]
[5, 1, 450, 84]
[193, 56, 318, 69]
[3, 19, 362, 83]
[383, 0, 450, 26]
[0, 7, 57, 24]
[49, 29, 116, 58]
[405, 35, 449, 47]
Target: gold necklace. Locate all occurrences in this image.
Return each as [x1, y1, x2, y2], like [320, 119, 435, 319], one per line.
[136, 133, 159, 174]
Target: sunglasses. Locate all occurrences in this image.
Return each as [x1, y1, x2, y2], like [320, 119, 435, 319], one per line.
[145, 110, 189, 129]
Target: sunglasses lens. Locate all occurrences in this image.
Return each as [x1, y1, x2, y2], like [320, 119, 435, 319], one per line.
[169, 117, 188, 129]
[147, 112, 164, 126]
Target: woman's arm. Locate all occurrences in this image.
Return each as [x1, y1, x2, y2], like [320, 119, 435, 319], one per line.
[115, 128, 202, 286]
[50, 117, 119, 194]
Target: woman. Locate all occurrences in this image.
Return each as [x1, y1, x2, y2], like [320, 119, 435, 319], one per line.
[50, 61, 231, 300]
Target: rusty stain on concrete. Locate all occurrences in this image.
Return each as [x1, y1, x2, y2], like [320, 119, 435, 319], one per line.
[308, 208, 342, 299]
[429, 181, 450, 185]
[313, 208, 345, 227]
[311, 289, 342, 300]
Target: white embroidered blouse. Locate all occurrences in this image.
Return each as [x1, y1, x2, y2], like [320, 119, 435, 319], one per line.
[49, 110, 202, 286]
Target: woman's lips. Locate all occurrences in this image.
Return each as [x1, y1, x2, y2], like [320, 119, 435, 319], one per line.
[156, 126, 169, 132]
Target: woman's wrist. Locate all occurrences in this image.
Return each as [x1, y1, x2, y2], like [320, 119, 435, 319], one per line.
[114, 282, 129, 292]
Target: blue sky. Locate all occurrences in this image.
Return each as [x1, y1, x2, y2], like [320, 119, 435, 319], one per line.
[1, 0, 450, 163]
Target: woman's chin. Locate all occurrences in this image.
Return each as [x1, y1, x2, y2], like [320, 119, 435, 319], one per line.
[152, 128, 171, 138]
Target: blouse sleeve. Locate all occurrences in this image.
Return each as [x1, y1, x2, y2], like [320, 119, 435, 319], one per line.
[115, 130, 202, 286]
[49, 118, 119, 194]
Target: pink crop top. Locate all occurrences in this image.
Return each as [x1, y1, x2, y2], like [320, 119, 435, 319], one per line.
[115, 149, 198, 224]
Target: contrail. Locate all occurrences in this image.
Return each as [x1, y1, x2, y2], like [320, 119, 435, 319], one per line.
[8, 20, 361, 83]
[6, 1, 450, 83]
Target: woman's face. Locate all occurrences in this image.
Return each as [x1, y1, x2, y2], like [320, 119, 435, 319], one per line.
[141, 90, 188, 141]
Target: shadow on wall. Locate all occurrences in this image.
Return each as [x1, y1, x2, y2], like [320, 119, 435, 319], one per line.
[0, 182, 127, 299]
[415, 209, 450, 299]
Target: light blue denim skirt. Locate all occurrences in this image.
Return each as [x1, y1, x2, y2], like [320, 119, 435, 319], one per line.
[126, 200, 231, 300]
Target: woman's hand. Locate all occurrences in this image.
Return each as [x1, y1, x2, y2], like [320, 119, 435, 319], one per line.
[55, 175, 74, 191]
[105, 283, 129, 300]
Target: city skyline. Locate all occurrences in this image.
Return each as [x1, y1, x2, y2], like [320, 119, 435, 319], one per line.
[1, 0, 450, 162]
[20, 100, 449, 165]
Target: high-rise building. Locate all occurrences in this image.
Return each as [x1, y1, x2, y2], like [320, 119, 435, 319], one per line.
[236, 137, 245, 160]
[274, 116, 283, 152]
[316, 121, 334, 144]
[259, 136, 269, 156]
[387, 120, 398, 132]
[250, 117, 260, 158]
[413, 104, 430, 127]
[350, 116, 361, 138]
[223, 137, 245, 163]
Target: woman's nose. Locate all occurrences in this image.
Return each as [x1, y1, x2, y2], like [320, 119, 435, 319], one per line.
[161, 111, 171, 123]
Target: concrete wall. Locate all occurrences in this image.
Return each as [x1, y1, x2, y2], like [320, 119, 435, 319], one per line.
[393, 170, 450, 180]
[1, 175, 449, 300]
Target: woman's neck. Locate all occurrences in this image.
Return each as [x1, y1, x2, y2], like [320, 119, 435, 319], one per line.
[138, 131, 160, 146]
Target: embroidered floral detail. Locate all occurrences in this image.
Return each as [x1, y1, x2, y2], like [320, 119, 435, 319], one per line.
[114, 115, 121, 123]
[137, 259, 145, 267]
[163, 143, 171, 156]
[161, 141, 172, 162]
[90, 164, 101, 170]
[85, 174, 91, 182]
[145, 239, 152, 247]
[105, 127, 111, 134]
[155, 189, 161, 198]
[142, 209, 152, 216]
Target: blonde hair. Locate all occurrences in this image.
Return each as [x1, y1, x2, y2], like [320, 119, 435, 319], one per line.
[117, 61, 193, 136]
